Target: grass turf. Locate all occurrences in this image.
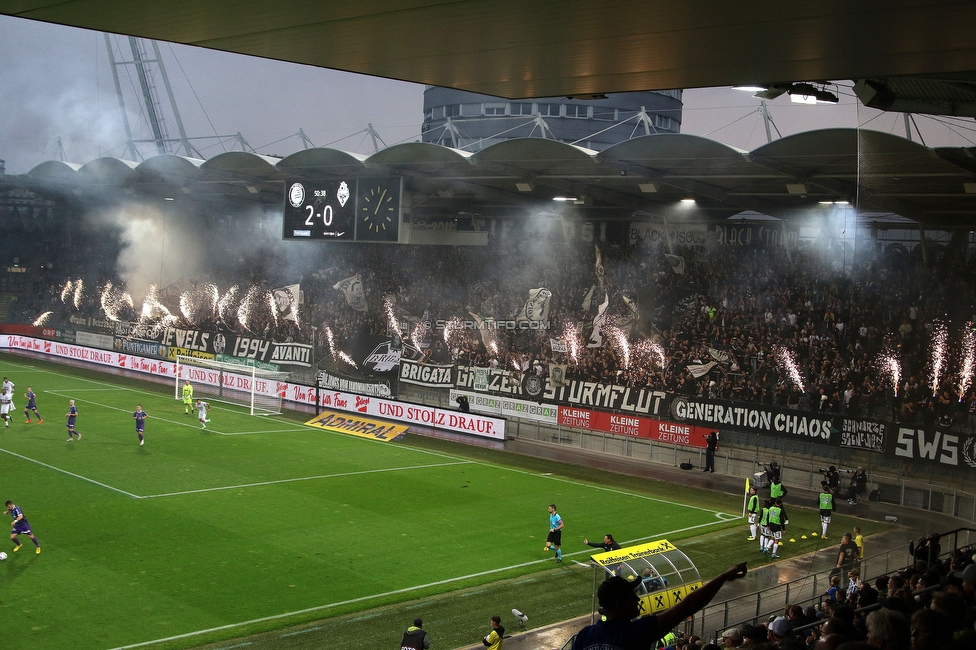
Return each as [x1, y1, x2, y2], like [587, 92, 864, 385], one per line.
[0, 352, 882, 650]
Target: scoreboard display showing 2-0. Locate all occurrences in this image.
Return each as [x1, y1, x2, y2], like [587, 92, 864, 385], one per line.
[283, 178, 401, 243]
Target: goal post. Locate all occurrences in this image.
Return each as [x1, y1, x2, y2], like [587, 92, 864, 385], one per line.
[175, 355, 291, 415]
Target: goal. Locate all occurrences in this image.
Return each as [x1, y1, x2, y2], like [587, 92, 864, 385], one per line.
[175, 355, 291, 416]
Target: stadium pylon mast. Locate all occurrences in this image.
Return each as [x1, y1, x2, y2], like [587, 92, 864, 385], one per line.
[104, 34, 204, 160]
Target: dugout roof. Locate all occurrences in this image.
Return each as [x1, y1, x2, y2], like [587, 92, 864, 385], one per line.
[4, 1, 976, 112]
[8, 128, 976, 229]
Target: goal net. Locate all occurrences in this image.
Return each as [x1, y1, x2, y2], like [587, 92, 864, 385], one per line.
[175, 355, 291, 415]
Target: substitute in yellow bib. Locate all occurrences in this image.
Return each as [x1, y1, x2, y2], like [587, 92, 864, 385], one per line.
[182, 380, 194, 414]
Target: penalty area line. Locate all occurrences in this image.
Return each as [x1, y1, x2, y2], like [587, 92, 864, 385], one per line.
[0, 447, 141, 499]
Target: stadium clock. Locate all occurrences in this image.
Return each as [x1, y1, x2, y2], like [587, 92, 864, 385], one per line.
[282, 179, 355, 240]
[356, 177, 401, 242]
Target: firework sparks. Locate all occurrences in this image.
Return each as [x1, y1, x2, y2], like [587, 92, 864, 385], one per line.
[266, 290, 279, 328]
[138, 285, 178, 327]
[100, 281, 133, 321]
[562, 321, 581, 364]
[957, 323, 976, 400]
[443, 316, 463, 358]
[384, 297, 401, 337]
[325, 326, 357, 368]
[877, 350, 902, 397]
[605, 325, 630, 369]
[73, 279, 84, 309]
[236, 286, 264, 331]
[489, 341, 499, 356]
[217, 285, 240, 323]
[773, 345, 805, 392]
[929, 320, 948, 396]
[60, 280, 75, 303]
[32, 311, 53, 327]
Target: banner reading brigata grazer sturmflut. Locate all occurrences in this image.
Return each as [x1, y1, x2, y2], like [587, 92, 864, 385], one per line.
[669, 396, 836, 444]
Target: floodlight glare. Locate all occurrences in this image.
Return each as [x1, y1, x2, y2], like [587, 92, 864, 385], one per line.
[732, 85, 768, 92]
[680, 198, 696, 204]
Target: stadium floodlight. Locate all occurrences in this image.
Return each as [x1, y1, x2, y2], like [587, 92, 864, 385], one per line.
[175, 355, 291, 416]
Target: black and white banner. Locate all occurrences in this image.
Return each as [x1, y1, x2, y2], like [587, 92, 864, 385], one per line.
[455, 366, 668, 416]
[669, 396, 836, 443]
[109, 324, 313, 367]
[318, 370, 393, 398]
[839, 417, 886, 452]
[399, 359, 454, 388]
[887, 426, 976, 469]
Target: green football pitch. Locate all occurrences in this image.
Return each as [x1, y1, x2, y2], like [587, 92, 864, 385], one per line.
[0, 353, 747, 650]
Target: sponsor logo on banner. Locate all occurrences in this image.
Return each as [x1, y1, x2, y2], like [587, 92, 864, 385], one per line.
[450, 390, 558, 424]
[557, 406, 708, 448]
[840, 418, 886, 452]
[890, 426, 976, 468]
[76, 330, 114, 350]
[167, 347, 215, 360]
[670, 397, 834, 442]
[400, 359, 454, 388]
[114, 337, 166, 357]
[305, 410, 407, 441]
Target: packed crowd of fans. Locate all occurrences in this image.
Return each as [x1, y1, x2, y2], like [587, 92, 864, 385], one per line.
[687, 536, 975, 649]
[7, 207, 976, 429]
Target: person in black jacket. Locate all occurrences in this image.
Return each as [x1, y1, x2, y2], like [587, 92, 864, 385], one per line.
[847, 467, 867, 504]
[400, 618, 430, 650]
[583, 534, 621, 553]
[703, 431, 718, 472]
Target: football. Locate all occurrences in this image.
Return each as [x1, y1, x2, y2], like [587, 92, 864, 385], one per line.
[0, 551, 7, 561]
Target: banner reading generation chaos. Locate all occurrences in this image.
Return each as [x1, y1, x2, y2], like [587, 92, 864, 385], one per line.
[669, 396, 837, 443]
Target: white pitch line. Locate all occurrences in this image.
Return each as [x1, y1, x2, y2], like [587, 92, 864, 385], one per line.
[140, 460, 474, 498]
[102, 517, 732, 650]
[0, 447, 141, 499]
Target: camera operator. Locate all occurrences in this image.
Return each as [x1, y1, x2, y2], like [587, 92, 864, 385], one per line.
[846, 466, 867, 505]
[819, 466, 840, 496]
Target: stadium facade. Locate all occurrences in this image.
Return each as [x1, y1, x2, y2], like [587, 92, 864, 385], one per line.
[422, 86, 683, 151]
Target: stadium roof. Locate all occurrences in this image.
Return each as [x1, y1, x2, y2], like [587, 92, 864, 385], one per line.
[4, 1, 976, 109]
[8, 129, 976, 229]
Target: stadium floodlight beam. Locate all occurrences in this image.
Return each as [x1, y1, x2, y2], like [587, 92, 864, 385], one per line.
[732, 85, 768, 92]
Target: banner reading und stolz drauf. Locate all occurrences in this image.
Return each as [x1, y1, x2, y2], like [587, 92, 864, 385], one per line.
[1, 335, 505, 441]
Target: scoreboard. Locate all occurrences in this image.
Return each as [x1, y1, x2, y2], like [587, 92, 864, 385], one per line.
[283, 177, 401, 243]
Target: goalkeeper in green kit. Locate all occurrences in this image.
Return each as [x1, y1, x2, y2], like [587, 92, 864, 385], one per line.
[182, 380, 194, 415]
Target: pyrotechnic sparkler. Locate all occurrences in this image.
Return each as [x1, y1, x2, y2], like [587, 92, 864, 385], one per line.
[32, 311, 53, 327]
[217, 285, 239, 323]
[632, 339, 666, 369]
[384, 297, 401, 337]
[139, 285, 178, 326]
[562, 321, 581, 364]
[325, 326, 357, 368]
[605, 325, 630, 369]
[236, 286, 264, 331]
[100, 281, 133, 321]
[957, 323, 976, 400]
[929, 320, 948, 396]
[877, 350, 902, 397]
[773, 345, 805, 392]
[73, 279, 84, 309]
[60, 280, 75, 303]
[489, 341, 499, 356]
[266, 290, 279, 328]
[443, 316, 463, 358]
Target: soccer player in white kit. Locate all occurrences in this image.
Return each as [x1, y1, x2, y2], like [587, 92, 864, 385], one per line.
[0, 388, 12, 428]
[196, 399, 211, 429]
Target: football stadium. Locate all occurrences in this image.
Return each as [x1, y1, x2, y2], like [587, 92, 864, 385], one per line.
[3, 4, 976, 650]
